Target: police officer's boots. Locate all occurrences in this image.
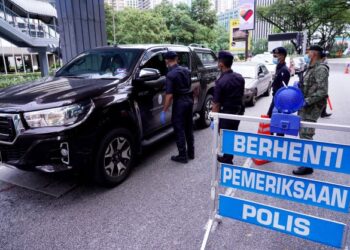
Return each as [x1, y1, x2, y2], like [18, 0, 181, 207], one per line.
[171, 152, 188, 164]
[187, 148, 195, 160]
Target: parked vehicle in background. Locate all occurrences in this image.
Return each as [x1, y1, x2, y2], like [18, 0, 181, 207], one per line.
[232, 62, 272, 106]
[293, 56, 307, 73]
[0, 44, 219, 187]
[252, 53, 296, 77]
[251, 53, 276, 77]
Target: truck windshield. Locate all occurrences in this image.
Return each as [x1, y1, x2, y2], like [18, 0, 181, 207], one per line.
[56, 49, 143, 80]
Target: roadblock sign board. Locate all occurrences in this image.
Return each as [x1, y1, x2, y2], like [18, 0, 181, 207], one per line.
[220, 164, 350, 213]
[221, 130, 350, 174]
[219, 195, 347, 249]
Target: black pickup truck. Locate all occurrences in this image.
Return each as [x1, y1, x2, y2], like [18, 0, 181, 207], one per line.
[0, 44, 219, 186]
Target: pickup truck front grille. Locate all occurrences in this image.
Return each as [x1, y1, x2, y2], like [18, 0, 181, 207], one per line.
[0, 114, 23, 144]
[0, 116, 16, 142]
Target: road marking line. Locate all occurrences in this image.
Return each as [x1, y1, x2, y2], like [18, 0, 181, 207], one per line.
[203, 158, 254, 231]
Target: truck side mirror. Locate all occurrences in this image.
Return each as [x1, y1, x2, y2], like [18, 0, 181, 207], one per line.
[137, 68, 161, 81]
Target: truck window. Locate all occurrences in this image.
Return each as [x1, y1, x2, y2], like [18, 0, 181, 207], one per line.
[177, 52, 190, 68]
[195, 51, 217, 66]
[142, 53, 167, 76]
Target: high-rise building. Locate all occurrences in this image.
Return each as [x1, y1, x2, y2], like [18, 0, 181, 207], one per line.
[252, 0, 275, 42]
[218, 9, 239, 31]
[215, 0, 237, 13]
[125, 0, 139, 8]
[105, 0, 124, 11]
[217, 0, 275, 43]
[105, 0, 171, 10]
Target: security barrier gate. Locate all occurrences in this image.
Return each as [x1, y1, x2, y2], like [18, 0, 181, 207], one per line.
[201, 113, 350, 250]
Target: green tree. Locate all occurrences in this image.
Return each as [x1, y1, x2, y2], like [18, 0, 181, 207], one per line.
[252, 39, 268, 55]
[105, 2, 230, 52]
[191, 0, 217, 28]
[257, 0, 350, 51]
[105, 7, 170, 44]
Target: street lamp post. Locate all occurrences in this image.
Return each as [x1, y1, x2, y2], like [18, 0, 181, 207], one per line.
[112, 10, 116, 44]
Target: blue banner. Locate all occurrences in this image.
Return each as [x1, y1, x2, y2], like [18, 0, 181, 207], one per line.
[219, 196, 347, 249]
[220, 164, 350, 213]
[221, 130, 350, 174]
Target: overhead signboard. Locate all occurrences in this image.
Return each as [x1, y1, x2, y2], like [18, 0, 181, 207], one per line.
[221, 131, 350, 174]
[219, 196, 347, 249]
[229, 19, 251, 54]
[221, 164, 350, 213]
[238, 0, 256, 31]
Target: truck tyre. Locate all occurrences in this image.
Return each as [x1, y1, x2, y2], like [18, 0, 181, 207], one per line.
[197, 94, 213, 128]
[94, 128, 135, 187]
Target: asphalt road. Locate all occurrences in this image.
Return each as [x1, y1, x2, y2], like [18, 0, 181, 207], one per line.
[1, 59, 350, 250]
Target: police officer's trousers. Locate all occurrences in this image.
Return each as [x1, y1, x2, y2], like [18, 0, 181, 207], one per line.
[219, 106, 243, 164]
[172, 98, 194, 156]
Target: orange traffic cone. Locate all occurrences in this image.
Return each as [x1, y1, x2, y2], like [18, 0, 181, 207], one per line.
[252, 115, 271, 166]
[345, 64, 350, 74]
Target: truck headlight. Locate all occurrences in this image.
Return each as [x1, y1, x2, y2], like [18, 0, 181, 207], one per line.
[24, 102, 93, 128]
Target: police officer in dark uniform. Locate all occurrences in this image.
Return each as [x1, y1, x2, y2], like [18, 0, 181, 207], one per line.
[212, 51, 245, 164]
[267, 47, 291, 117]
[161, 51, 194, 164]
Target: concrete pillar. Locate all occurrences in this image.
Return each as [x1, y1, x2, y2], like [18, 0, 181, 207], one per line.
[30, 53, 34, 72]
[21, 53, 26, 73]
[56, 0, 107, 64]
[38, 50, 49, 77]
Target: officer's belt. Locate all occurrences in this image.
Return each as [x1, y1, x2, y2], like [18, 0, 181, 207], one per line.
[174, 91, 193, 98]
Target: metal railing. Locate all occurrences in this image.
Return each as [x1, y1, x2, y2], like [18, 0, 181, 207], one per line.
[0, 2, 58, 39]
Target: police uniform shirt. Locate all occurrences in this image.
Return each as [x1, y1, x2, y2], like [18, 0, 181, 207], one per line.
[213, 69, 245, 108]
[272, 63, 290, 95]
[165, 64, 191, 97]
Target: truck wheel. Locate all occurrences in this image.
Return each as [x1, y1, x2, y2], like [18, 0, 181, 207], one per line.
[197, 94, 213, 128]
[94, 128, 135, 187]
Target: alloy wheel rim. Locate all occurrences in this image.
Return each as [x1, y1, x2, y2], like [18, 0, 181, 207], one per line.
[104, 137, 131, 177]
[205, 98, 213, 123]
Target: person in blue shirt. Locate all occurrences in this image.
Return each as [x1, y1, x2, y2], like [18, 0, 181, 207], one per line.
[267, 47, 291, 117]
[161, 51, 194, 164]
[212, 51, 245, 164]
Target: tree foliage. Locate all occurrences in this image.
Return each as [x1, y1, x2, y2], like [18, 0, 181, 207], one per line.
[105, 1, 228, 52]
[105, 5, 170, 44]
[257, 0, 350, 51]
[252, 39, 268, 55]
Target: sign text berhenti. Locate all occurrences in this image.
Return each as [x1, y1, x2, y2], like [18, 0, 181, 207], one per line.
[218, 130, 350, 248]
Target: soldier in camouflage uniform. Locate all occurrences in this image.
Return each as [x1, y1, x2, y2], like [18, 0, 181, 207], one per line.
[293, 45, 329, 175]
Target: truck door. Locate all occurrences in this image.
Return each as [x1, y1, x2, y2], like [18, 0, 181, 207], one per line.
[135, 50, 168, 136]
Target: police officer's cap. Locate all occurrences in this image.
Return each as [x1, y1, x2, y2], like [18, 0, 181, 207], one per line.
[271, 47, 287, 56]
[309, 44, 323, 53]
[164, 51, 178, 59]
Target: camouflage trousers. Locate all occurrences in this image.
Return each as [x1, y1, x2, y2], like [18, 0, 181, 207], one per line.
[298, 102, 326, 140]
[300, 120, 316, 140]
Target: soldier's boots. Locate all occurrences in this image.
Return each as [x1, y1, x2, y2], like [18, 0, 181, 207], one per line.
[293, 167, 314, 175]
[321, 111, 332, 118]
